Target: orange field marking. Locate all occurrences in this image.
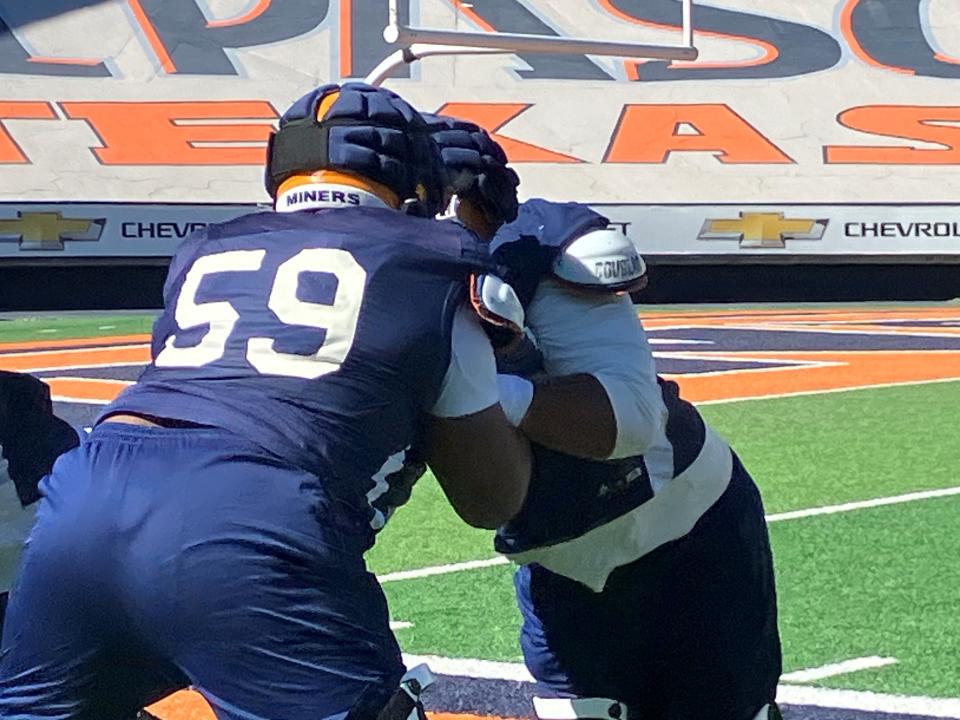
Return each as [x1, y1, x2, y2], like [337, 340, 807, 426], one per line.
[147, 693, 214, 720]
[45, 377, 132, 403]
[147, 690, 509, 720]
[146, 692, 513, 720]
[670, 350, 960, 403]
[640, 307, 960, 328]
[761, 322, 960, 337]
[0, 344, 150, 373]
[0, 333, 151, 352]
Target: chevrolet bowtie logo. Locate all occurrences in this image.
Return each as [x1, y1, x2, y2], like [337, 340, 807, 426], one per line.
[698, 212, 828, 249]
[0, 211, 105, 251]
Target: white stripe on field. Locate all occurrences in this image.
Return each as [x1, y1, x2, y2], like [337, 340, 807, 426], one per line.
[402, 653, 533, 682]
[402, 654, 960, 718]
[377, 486, 960, 584]
[380, 556, 508, 583]
[776, 684, 960, 718]
[765, 486, 960, 523]
[781, 656, 898, 683]
[390, 621, 413, 630]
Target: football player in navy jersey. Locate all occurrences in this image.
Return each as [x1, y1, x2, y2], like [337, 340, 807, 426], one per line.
[428, 116, 783, 720]
[0, 84, 539, 720]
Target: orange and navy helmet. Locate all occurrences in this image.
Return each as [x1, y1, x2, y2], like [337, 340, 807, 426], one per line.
[265, 83, 446, 217]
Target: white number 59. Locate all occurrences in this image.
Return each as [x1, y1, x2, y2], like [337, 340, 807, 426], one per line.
[155, 247, 367, 380]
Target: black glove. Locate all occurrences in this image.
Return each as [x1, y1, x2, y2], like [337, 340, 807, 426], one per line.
[423, 114, 520, 227]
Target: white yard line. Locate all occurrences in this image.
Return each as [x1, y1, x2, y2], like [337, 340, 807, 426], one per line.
[776, 685, 960, 718]
[765, 486, 960, 523]
[380, 556, 508, 583]
[647, 339, 715, 345]
[390, 621, 413, 630]
[402, 654, 960, 718]
[781, 656, 898, 683]
[402, 654, 533, 682]
[378, 486, 960, 584]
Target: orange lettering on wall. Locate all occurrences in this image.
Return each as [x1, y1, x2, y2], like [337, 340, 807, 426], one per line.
[0, 102, 57, 163]
[436, 103, 582, 163]
[59, 101, 278, 165]
[604, 104, 793, 164]
[825, 105, 960, 164]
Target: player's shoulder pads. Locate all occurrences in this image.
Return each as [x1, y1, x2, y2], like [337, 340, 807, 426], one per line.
[553, 228, 647, 293]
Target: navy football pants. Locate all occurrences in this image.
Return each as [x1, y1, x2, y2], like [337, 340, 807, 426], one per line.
[0, 423, 403, 720]
[515, 455, 781, 720]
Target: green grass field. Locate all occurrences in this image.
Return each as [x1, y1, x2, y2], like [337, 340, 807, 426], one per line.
[0, 313, 155, 342]
[371, 381, 960, 698]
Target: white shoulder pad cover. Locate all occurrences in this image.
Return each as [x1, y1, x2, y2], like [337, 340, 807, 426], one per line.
[471, 273, 525, 333]
[553, 228, 647, 292]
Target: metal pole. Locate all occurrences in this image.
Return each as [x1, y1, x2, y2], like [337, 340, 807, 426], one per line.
[365, 45, 512, 87]
[682, 0, 694, 50]
[385, 25, 698, 62]
[388, 0, 398, 33]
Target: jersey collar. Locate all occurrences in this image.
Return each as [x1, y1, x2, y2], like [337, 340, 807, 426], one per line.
[275, 183, 390, 213]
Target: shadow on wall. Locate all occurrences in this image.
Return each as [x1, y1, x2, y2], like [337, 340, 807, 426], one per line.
[0, 0, 113, 29]
[0, 264, 957, 311]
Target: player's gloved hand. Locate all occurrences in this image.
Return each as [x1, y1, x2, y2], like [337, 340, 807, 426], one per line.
[489, 199, 610, 306]
[423, 114, 520, 227]
[470, 273, 525, 350]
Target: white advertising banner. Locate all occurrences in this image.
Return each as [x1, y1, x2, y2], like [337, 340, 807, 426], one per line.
[2, 201, 957, 261]
[0, 0, 958, 259]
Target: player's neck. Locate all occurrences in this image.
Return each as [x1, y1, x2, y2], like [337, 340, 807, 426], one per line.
[275, 183, 390, 213]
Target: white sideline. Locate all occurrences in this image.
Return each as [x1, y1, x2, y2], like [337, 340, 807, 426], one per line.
[401, 654, 960, 718]
[781, 656, 898, 683]
[378, 485, 960, 584]
[765, 486, 960, 523]
[776, 685, 960, 718]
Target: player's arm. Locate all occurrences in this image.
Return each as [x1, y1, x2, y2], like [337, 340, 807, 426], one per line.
[500, 231, 665, 460]
[423, 304, 532, 529]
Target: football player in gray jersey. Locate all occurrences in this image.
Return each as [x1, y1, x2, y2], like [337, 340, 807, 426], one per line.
[428, 114, 783, 720]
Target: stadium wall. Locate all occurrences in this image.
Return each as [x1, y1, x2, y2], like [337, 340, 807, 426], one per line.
[0, 0, 958, 305]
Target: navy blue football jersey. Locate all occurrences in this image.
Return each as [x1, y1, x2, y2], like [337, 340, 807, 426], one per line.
[106, 207, 487, 541]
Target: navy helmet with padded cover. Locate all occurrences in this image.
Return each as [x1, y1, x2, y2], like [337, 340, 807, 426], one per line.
[423, 113, 520, 227]
[265, 83, 446, 217]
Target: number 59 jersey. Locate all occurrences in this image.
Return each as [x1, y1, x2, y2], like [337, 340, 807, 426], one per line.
[106, 206, 487, 536]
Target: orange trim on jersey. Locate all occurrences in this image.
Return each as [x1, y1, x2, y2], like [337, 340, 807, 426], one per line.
[839, 0, 915, 75]
[596, 0, 779, 72]
[206, 0, 271, 28]
[127, 0, 176, 74]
